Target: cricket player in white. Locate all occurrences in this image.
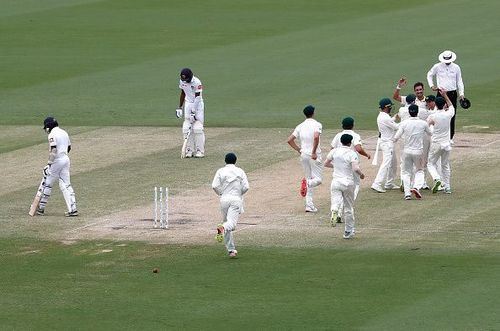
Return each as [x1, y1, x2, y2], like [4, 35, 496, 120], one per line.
[324, 134, 365, 239]
[427, 91, 455, 194]
[176, 68, 205, 158]
[212, 153, 249, 258]
[372, 98, 399, 192]
[330, 117, 370, 222]
[393, 105, 432, 200]
[287, 105, 323, 213]
[393, 77, 427, 108]
[37, 117, 78, 216]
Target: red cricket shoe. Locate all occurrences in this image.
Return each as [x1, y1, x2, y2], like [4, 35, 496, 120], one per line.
[300, 178, 307, 197]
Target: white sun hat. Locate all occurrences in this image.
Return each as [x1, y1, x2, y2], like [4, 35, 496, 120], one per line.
[438, 50, 457, 63]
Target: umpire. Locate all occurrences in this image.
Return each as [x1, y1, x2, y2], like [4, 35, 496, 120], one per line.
[426, 50, 466, 141]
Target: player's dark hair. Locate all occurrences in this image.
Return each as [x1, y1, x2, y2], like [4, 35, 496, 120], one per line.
[303, 105, 315, 118]
[413, 82, 424, 90]
[225, 153, 237, 164]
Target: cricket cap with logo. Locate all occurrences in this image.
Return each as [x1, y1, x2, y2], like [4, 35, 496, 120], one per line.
[379, 98, 393, 109]
[425, 95, 436, 102]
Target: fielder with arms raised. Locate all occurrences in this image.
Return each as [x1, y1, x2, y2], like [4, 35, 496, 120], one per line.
[37, 117, 78, 217]
[176, 68, 205, 158]
[212, 153, 249, 258]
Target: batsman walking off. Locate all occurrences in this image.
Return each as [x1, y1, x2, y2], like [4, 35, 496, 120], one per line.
[212, 153, 249, 258]
[37, 117, 78, 217]
[176, 68, 206, 158]
[287, 105, 323, 213]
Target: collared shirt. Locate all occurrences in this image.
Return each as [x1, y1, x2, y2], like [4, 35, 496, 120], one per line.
[427, 106, 455, 144]
[394, 117, 432, 154]
[47, 127, 70, 159]
[426, 62, 465, 96]
[212, 164, 249, 199]
[179, 76, 203, 103]
[325, 146, 359, 184]
[292, 118, 322, 156]
[377, 112, 399, 142]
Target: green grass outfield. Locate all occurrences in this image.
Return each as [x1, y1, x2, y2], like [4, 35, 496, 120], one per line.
[1, 0, 500, 330]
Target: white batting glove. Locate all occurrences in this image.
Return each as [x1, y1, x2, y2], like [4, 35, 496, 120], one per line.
[175, 108, 183, 118]
[43, 164, 51, 177]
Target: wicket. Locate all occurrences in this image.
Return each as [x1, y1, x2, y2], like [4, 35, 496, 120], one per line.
[154, 186, 169, 229]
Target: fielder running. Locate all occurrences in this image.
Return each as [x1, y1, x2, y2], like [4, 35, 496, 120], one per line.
[324, 134, 365, 239]
[330, 117, 370, 221]
[36, 117, 78, 217]
[427, 90, 455, 194]
[212, 153, 249, 258]
[176, 68, 205, 158]
[287, 105, 323, 213]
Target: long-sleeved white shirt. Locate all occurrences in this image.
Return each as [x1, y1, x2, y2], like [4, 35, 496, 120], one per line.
[426, 62, 465, 96]
[212, 164, 249, 199]
[377, 112, 399, 142]
[394, 117, 432, 155]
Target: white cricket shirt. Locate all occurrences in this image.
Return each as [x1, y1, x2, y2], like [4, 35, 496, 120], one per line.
[179, 76, 203, 103]
[292, 118, 322, 156]
[426, 62, 465, 96]
[377, 112, 399, 142]
[428, 106, 455, 144]
[212, 164, 249, 199]
[47, 127, 70, 159]
[326, 146, 359, 184]
[331, 129, 362, 151]
[394, 117, 431, 154]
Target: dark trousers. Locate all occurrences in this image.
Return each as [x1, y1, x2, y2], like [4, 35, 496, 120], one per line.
[437, 90, 457, 139]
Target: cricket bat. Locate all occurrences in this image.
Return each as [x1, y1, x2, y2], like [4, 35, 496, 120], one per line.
[28, 176, 46, 216]
[372, 138, 380, 166]
[181, 125, 191, 158]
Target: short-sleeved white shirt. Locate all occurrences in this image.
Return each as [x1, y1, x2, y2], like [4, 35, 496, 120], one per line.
[48, 127, 70, 159]
[292, 118, 322, 156]
[326, 146, 358, 184]
[331, 129, 362, 151]
[428, 106, 455, 144]
[398, 106, 429, 122]
[212, 164, 249, 199]
[179, 76, 203, 103]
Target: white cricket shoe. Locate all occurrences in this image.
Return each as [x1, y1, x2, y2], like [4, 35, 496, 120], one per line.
[195, 151, 204, 158]
[371, 184, 386, 193]
[343, 231, 355, 239]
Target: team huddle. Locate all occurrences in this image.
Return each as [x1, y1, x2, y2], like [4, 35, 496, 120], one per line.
[287, 50, 468, 240]
[31, 50, 467, 257]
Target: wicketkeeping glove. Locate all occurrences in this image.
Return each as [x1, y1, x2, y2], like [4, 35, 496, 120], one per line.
[175, 108, 183, 118]
[43, 164, 51, 177]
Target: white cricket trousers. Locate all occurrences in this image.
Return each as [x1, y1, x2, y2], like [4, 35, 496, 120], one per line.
[427, 142, 451, 190]
[182, 100, 205, 154]
[300, 154, 323, 209]
[330, 179, 356, 233]
[401, 151, 424, 196]
[219, 197, 242, 252]
[39, 154, 77, 213]
[372, 140, 397, 188]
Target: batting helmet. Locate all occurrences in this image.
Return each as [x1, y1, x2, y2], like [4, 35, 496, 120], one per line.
[459, 97, 471, 110]
[180, 68, 193, 83]
[43, 117, 58, 133]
